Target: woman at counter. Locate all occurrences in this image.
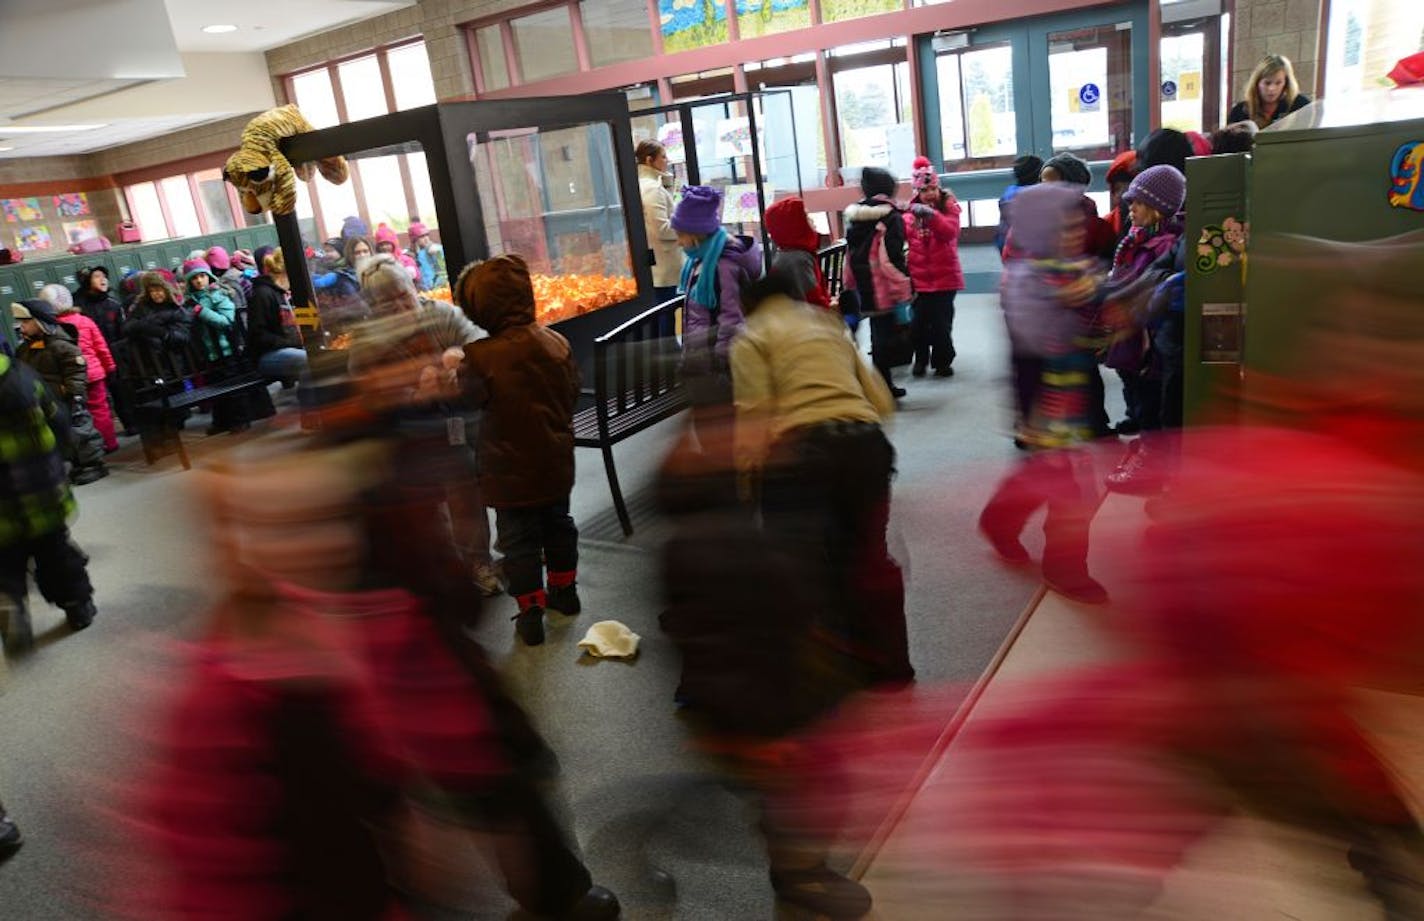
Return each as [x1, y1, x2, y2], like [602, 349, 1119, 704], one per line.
[1229, 54, 1311, 129]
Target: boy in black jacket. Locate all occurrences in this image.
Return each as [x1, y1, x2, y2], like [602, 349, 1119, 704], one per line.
[843, 167, 911, 398]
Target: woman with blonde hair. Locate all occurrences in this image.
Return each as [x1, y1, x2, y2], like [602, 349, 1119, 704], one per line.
[1228, 54, 1311, 128]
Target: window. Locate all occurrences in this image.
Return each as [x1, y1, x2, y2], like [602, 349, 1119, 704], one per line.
[388, 42, 437, 109]
[831, 42, 914, 176]
[338, 55, 388, 121]
[936, 54, 967, 163]
[314, 172, 361, 244]
[581, 0, 654, 68]
[659, 0, 729, 54]
[1159, 32, 1206, 134]
[160, 176, 201, 238]
[291, 68, 339, 129]
[405, 153, 438, 237]
[968, 199, 1001, 228]
[293, 177, 319, 246]
[958, 45, 1018, 161]
[195, 169, 237, 232]
[126, 181, 168, 240]
[738, 0, 811, 39]
[1047, 24, 1133, 160]
[357, 156, 410, 231]
[473, 25, 510, 92]
[511, 8, 578, 83]
[821, 0, 905, 23]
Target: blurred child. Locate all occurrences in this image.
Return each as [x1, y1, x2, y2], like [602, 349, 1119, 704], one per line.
[904, 155, 964, 378]
[996, 154, 1043, 254]
[981, 183, 1107, 603]
[374, 223, 420, 285]
[40, 284, 118, 452]
[455, 255, 582, 647]
[409, 222, 447, 291]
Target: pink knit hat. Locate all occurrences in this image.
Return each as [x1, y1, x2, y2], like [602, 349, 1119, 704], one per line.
[408, 221, 430, 240]
[206, 245, 232, 271]
[910, 155, 939, 191]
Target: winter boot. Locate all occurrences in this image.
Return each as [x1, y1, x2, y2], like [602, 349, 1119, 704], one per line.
[0, 812, 22, 862]
[557, 884, 621, 920]
[63, 599, 97, 631]
[546, 570, 581, 617]
[513, 591, 547, 646]
[1105, 440, 1167, 496]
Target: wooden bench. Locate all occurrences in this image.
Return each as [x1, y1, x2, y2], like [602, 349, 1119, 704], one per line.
[122, 324, 272, 470]
[574, 296, 688, 536]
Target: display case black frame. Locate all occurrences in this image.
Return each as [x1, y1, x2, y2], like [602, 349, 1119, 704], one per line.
[274, 93, 653, 355]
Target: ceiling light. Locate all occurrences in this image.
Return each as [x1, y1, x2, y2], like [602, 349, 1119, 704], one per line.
[0, 147, 13, 152]
[202, 24, 238, 34]
[0, 124, 106, 134]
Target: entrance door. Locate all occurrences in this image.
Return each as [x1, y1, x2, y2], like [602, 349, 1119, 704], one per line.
[1160, 15, 1225, 134]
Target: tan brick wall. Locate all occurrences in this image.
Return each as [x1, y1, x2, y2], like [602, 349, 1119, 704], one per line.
[91, 114, 262, 177]
[1233, 0, 1322, 105]
[0, 155, 100, 185]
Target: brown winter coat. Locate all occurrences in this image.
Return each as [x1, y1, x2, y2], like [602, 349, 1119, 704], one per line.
[17, 324, 88, 401]
[458, 255, 579, 508]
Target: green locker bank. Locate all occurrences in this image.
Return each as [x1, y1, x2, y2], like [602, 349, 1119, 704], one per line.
[1184, 87, 1424, 422]
[2, 224, 279, 352]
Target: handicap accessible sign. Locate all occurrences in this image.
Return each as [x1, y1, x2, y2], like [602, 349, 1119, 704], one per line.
[1079, 82, 1101, 112]
[1162, 79, 1178, 99]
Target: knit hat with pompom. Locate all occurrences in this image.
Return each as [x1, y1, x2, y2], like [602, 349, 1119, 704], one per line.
[910, 155, 939, 191]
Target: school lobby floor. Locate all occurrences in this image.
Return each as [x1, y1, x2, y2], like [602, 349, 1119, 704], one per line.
[3, 269, 1413, 919]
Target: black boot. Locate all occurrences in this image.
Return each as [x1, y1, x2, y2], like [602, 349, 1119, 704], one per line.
[557, 884, 621, 920]
[546, 584, 581, 617]
[64, 599, 97, 631]
[514, 605, 546, 646]
[0, 813, 22, 862]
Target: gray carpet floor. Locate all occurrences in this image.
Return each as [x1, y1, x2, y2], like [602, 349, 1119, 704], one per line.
[0, 264, 1127, 919]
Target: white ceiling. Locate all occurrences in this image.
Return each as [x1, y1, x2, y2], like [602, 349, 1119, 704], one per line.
[0, 0, 415, 160]
[162, 0, 414, 53]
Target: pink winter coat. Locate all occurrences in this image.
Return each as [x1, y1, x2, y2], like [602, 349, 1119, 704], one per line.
[59, 312, 116, 384]
[904, 200, 965, 294]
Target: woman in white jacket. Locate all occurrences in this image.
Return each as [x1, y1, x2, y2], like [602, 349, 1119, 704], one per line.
[637, 140, 684, 309]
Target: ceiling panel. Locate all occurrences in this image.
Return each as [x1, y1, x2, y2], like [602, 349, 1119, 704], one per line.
[0, 113, 239, 158]
[163, 0, 415, 53]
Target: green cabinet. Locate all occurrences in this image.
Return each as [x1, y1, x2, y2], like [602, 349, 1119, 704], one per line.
[1184, 88, 1424, 419]
[0, 225, 278, 317]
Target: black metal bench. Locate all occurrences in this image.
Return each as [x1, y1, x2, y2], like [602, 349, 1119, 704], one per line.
[574, 296, 687, 536]
[123, 324, 271, 470]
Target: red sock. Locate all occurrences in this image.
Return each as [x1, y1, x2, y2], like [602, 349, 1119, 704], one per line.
[516, 589, 547, 610]
[547, 569, 577, 590]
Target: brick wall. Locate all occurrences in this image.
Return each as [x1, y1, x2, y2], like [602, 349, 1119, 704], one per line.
[1232, 0, 1322, 105]
[91, 114, 262, 177]
[0, 155, 98, 185]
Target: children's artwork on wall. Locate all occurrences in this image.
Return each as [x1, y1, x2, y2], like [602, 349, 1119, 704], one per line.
[2, 198, 43, 223]
[721, 184, 767, 224]
[63, 220, 100, 244]
[54, 193, 91, 217]
[16, 225, 53, 252]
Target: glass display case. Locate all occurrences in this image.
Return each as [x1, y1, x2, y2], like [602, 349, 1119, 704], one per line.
[628, 90, 804, 258]
[277, 94, 650, 344]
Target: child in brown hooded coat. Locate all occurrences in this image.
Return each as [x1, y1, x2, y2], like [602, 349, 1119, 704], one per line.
[455, 255, 582, 647]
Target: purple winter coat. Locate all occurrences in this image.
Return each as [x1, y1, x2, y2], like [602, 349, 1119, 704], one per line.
[682, 234, 763, 373]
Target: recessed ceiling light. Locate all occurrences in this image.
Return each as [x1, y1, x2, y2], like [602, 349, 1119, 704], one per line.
[0, 124, 106, 134]
[0, 147, 13, 152]
[202, 24, 238, 34]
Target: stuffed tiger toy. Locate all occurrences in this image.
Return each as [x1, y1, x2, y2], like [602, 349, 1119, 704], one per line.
[224, 105, 349, 216]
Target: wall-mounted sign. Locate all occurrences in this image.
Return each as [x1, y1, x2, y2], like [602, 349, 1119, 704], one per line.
[1078, 83, 1101, 112]
[1178, 71, 1202, 100]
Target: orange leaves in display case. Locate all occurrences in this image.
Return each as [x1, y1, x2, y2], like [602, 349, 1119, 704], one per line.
[424, 273, 637, 325]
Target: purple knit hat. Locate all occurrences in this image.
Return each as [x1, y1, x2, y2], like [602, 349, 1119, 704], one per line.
[670, 186, 724, 235]
[1123, 164, 1187, 218]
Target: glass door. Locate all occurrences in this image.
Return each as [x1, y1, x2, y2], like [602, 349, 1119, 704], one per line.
[934, 42, 1020, 173]
[1160, 16, 1225, 134]
[1046, 23, 1135, 162]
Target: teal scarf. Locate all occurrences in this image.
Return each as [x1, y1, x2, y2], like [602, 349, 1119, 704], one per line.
[678, 228, 728, 311]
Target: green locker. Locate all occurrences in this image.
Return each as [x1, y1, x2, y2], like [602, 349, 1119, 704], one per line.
[18, 265, 52, 297]
[1245, 91, 1424, 392]
[53, 257, 81, 292]
[0, 268, 20, 305]
[1183, 152, 1250, 423]
[111, 248, 142, 279]
[1185, 89, 1424, 419]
